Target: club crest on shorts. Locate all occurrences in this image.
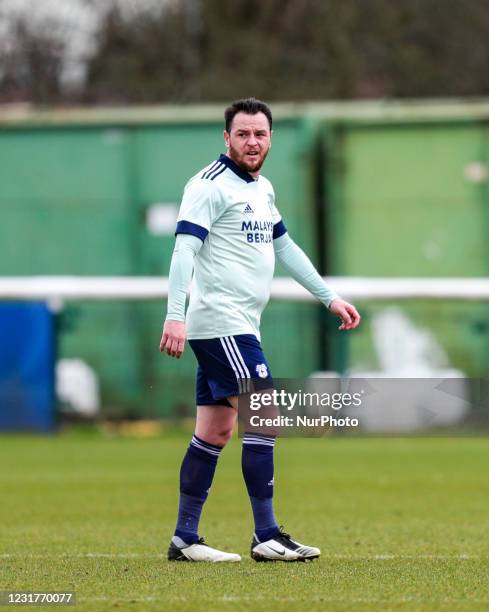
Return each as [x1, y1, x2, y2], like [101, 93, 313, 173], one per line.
[255, 363, 268, 378]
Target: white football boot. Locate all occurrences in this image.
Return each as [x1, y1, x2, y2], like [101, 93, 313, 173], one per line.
[168, 536, 241, 562]
[251, 527, 320, 562]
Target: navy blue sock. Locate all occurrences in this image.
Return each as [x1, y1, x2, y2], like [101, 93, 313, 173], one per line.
[241, 433, 279, 542]
[174, 435, 222, 544]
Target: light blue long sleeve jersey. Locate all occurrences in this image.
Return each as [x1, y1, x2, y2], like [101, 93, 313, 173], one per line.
[166, 153, 338, 341]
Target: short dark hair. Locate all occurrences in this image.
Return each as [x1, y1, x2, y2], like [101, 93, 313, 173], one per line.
[224, 97, 273, 132]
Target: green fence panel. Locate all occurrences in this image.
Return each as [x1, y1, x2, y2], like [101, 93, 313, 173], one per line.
[0, 127, 145, 410]
[323, 121, 489, 376]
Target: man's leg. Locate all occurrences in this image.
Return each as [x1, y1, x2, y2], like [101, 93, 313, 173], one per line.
[227, 395, 279, 542]
[174, 405, 237, 544]
[228, 393, 320, 562]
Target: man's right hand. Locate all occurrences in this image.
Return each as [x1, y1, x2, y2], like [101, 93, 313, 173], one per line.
[160, 320, 186, 358]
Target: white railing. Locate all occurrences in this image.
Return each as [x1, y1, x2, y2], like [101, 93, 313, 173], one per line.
[0, 276, 488, 301]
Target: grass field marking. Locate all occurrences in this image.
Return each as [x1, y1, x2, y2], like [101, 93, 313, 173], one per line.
[0, 553, 164, 559]
[0, 553, 483, 560]
[79, 596, 489, 604]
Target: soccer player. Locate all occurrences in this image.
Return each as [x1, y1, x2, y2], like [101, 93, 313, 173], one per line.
[160, 98, 360, 562]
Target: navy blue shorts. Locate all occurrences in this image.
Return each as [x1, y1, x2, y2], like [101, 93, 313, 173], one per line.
[188, 334, 273, 407]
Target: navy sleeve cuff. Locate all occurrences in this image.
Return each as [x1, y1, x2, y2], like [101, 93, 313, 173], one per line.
[273, 220, 287, 240]
[175, 220, 208, 242]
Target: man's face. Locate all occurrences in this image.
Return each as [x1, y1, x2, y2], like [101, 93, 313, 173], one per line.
[224, 111, 272, 175]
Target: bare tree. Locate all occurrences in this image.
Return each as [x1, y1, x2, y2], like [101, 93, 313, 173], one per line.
[0, 17, 65, 103]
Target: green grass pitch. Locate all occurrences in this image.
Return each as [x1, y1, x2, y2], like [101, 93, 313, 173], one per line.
[1, 431, 488, 611]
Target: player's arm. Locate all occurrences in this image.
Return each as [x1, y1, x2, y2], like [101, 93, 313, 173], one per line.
[160, 178, 219, 357]
[160, 234, 203, 358]
[273, 232, 360, 331]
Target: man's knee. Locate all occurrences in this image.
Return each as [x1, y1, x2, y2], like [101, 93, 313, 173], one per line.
[204, 427, 233, 447]
[195, 405, 236, 447]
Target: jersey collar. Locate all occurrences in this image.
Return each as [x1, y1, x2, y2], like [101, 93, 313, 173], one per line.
[218, 153, 256, 183]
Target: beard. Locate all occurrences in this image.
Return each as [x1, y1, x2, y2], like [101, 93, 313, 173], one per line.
[228, 143, 269, 174]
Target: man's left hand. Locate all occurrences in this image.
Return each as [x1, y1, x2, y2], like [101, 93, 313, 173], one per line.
[329, 298, 361, 331]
